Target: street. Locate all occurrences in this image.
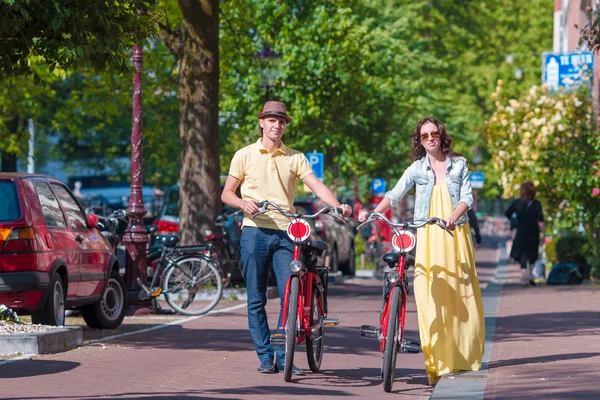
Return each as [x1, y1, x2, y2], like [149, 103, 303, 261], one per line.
[1, 239, 599, 400]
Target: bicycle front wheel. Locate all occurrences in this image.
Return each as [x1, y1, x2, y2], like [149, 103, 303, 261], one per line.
[383, 286, 401, 393]
[163, 256, 224, 316]
[284, 276, 299, 382]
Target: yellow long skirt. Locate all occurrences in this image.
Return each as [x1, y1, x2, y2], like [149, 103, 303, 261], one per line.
[414, 183, 485, 385]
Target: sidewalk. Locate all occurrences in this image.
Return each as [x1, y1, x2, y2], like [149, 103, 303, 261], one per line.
[433, 239, 600, 399]
[484, 261, 600, 398]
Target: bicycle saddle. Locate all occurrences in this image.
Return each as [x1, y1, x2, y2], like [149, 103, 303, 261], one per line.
[382, 252, 399, 264]
[306, 240, 328, 252]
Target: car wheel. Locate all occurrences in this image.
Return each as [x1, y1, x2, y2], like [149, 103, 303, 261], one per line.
[32, 273, 65, 326]
[329, 246, 339, 273]
[341, 244, 356, 276]
[82, 270, 127, 329]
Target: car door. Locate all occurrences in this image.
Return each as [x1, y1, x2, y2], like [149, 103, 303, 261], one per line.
[51, 183, 109, 297]
[31, 181, 79, 298]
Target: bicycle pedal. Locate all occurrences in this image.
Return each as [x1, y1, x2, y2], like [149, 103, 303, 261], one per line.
[323, 318, 340, 327]
[360, 325, 380, 339]
[270, 333, 286, 345]
[400, 339, 421, 354]
[150, 288, 162, 297]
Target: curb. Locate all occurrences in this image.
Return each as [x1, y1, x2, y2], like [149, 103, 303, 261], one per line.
[0, 326, 83, 355]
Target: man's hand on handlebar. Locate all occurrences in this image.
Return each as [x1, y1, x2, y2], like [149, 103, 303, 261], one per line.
[241, 200, 260, 215]
[338, 204, 352, 217]
[358, 210, 369, 223]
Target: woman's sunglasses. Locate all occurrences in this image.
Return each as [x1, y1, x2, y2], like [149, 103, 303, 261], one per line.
[420, 131, 440, 142]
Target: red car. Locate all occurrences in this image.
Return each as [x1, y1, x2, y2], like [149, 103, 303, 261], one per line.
[0, 173, 126, 328]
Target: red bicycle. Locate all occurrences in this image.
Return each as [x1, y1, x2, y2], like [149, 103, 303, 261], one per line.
[252, 201, 344, 382]
[356, 213, 453, 392]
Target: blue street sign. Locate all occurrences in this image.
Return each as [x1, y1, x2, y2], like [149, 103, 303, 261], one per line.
[542, 51, 593, 90]
[470, 172, 485, 189]
[371, 178, 386, 193]
[306, 152, 324, 180]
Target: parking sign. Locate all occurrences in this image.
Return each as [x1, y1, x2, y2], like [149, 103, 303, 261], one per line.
[306, 152, 324, 180]
[371, 178, 386, 193]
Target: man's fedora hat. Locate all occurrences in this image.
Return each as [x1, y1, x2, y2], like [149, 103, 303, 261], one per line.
[256, 101, 292, 123]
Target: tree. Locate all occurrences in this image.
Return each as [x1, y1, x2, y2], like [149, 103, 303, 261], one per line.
[486, 82, 600, 232]
[158, 0, 220, 245]
[0, 0, 159, 78]
[0, 0, 161, 172]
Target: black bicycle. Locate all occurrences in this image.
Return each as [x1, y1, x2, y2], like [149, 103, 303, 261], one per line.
[100, 210, 224, 316]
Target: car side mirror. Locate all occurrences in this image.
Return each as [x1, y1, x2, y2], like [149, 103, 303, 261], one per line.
[87, 213, 99, 228]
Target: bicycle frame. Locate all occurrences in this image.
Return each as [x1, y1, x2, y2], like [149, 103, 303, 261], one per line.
[379, 254, 408, 352]
[357, 214, 452, 353]
[281, 244, 327, 345]
[252, 201, 343, 344]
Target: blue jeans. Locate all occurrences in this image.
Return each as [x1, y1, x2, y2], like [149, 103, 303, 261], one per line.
[240, 227, 293, 365]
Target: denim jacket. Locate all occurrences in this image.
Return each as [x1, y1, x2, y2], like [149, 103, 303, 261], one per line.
[385, 156, 473, 226]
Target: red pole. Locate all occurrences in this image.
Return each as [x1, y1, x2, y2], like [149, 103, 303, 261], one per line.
[123, 45, 148, 290]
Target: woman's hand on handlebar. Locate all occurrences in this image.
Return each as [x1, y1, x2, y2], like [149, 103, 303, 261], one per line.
[358, 210, 369, 223]
[445, 216, 457, 231]
[241, 200, 260, 215]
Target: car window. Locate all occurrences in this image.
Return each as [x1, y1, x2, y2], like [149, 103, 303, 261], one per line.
[34, 183, 67, 228]
[0, 181, 20, 222]
[52, 184, 87, 229]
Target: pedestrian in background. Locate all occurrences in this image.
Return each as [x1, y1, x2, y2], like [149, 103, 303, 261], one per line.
[221, 101, 352, 375]
[467, 208, 482, 250]
[359, 116, 485, 385]
[505, 181, 544, 286]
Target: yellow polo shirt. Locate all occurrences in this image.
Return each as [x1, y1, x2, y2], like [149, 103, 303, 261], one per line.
[228, 139, 313, 231]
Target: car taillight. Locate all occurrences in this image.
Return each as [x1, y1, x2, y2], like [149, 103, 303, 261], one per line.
[154, 220, 179, 233]
[2, 227, 38, 253]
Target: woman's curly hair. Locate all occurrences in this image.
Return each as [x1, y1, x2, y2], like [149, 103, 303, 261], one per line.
[412, 116, 463, 160]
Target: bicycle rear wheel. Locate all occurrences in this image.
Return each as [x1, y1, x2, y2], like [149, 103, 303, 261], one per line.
[306, 282, 324, 372]
[383, 286, 401, 392]
[163, 256, 223, 316]
[284, 276, 299, 382]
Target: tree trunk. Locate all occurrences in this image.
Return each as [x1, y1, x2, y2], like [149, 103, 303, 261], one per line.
[177, 0, 221, 245]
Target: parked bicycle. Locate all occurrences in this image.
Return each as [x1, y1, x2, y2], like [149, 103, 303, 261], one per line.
[252, 201, 343, 382]
[99, 209, 224, 316]
[204, 208, 244, 288]
[356, 213, 453, 392]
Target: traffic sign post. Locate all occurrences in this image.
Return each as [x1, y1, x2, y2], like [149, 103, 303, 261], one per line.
[306, 152, 324, 181]
[371, 178, 386, 194]
[470, 172, 485, 189]
[542, 51, 593, 90]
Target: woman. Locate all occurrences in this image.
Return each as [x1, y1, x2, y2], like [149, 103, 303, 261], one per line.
[359, 117, 485, 385]
[505, 181, 544, 286]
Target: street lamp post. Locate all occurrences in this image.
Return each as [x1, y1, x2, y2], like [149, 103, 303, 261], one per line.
[122, 44, 148, 292]
[254, 43, 281, 101]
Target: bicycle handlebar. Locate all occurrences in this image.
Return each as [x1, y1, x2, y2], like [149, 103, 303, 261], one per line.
[356, 212, 454, 237]
[252, 200, 346, 224]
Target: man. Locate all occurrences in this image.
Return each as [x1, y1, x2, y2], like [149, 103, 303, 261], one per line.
[221, 101, 352, 374]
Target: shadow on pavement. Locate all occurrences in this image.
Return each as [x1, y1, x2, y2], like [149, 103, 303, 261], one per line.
[0, 360, 80, 378]
[487, 352, 600, 369]
[292, 366, 429, 390]
[493, 311, 600, 342]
